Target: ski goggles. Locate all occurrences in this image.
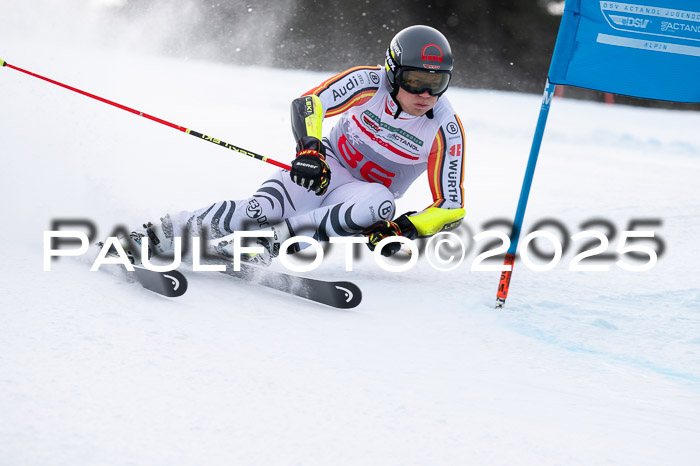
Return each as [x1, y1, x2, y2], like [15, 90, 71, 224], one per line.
[398, 68, 451, 97]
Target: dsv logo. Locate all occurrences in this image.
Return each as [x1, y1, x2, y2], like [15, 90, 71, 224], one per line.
[610, 15, 650, 29]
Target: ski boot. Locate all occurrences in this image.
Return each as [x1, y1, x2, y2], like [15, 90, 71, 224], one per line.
[101, 215, 174, 265]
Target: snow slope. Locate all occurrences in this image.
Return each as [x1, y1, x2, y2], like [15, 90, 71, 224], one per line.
[2, 25, 700, 466]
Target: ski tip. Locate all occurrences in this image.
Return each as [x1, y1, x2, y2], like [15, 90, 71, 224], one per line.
[0, 59, 6, 67]
[495, 297, 506, 309]
[131, 267, 188, 298]
[333, 281, 362, 309]
[163, 271, 188, 297]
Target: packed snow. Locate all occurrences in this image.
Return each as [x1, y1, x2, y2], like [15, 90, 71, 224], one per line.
[2, 12, 700, 466]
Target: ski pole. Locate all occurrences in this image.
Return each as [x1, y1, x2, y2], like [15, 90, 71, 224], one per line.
[0, 58, 292, 170]
[495, 79, 556, 309]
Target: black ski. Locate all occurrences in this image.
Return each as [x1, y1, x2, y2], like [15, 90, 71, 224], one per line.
[96, 241, 188, 297]
[213, 260, 362, 309]
[95, 242, 359, 306]
[132, 266, 188, 297]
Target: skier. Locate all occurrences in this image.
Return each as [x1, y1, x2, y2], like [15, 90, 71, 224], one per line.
[133, 24, 465, 265]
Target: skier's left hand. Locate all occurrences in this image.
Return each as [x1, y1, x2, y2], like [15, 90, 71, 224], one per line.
[363, 212, 418, 257]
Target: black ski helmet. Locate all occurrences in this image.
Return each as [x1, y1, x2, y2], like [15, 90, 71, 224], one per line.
[385, 25, 453, 98]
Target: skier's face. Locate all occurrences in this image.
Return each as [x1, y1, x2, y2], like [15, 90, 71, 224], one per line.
[396, 87, 438, 117]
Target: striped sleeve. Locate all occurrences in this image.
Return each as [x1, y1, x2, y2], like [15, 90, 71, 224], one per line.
[426, 115, 465, 209]
[302, 66, 381, 118]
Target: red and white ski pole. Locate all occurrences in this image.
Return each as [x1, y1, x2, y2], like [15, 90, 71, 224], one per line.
[1, 58, 292, 170]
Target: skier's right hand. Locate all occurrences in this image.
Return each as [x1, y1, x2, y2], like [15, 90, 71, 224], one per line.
[290, 136, 331, 195]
